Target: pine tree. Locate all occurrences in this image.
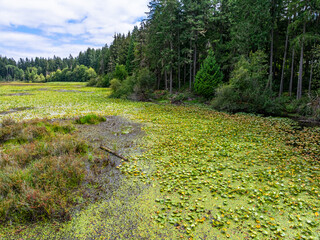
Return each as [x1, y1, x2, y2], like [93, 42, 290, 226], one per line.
[126, 36, 136, 75]
[194, 50, 223, 98]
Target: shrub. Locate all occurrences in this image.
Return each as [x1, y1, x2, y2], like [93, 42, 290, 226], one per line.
[135, 68, 156, 100]
[109, 75, 136, 98]
[120, 76, 136, 97]
[0, 119, 87, 224]
[152, 90, 169, 100]
[109, 68, 156, 100]
[75, 114, 106, 125]
[0, 119, 75, 144]
[110, 78, 122, 93]
[212, 50, 283, 115]
[211, 84, 241, 112]
[194, 50, 223, 99]
[86, 77, 98, 87]
[98, 73, 112, 87]
[113, 64, 128, 81]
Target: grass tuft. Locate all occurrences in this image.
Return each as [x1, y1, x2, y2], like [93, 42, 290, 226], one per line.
[75, 114, 106, 125]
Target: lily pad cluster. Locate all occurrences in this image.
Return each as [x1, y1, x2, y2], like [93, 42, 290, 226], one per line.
[119, 106, 320, 239]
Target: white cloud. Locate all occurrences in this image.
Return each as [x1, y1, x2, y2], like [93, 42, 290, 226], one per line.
[0, 0, 149, 60]
[0, 31, 99, 60]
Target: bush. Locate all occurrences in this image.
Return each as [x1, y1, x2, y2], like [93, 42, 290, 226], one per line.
[212, 50, 283, 115]
[86, 77, 99, 87]
[110, 75, 136, 99]
[110, 78, 122, 95]
[109, 68, 156, 100]
[0, 119, 87, 224]
[135, 68, 156, 100]
[194, 50, 223, 99]
[113, 64, 128, 81]
[152, 90, 169, 100]
[211, 84, 241, 112]
[75, 114, 106, 125]
[48, 65, 97, 83]
[99, 73, 112, 87]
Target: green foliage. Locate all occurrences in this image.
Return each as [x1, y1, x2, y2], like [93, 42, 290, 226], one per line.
[25, 67, 44, 83]
[135, 68, 156, 99]
[48, 65, 97, 82]
[74, 114, 106, 125]
[194, 50, 223, 98]
[98, 73, 112, 87]
[86, 77, 99, 87]
[109, 68, 155, 99]
[0, 119, 87, 224]
[87, 73, 112, 88]
[211, 84, 240, 112]
[110, 78, 122, 93]
[0, 118, 74, 144]
[126, 37, 136, 75]
[113, 64, 128, 81]
[110, 76, 136, 99]
[213, 51, 282, 115]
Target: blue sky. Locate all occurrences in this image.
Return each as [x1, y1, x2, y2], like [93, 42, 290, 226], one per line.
[0, 0, 149, 60]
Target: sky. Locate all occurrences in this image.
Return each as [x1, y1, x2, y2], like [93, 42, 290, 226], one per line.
[0, 0, 149, 60]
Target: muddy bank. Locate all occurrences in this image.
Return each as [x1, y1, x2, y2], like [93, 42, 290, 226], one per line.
[56, 89, 94, 93]
[288, 116, 320, 128]
[73, 115, 145, 205]
[1, 93, 34, 96]
[0, 107, 35, 116]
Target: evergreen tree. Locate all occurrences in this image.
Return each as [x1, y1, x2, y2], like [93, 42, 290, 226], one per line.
[194, 50, 223, 98]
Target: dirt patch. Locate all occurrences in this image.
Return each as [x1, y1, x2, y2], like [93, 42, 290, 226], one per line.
[55, 89, 94, 93]
[73, 116, 145, 205]
[0, 107, 35, 116]
[1, 93, 34, 96]
[37, 88, 50, 91]
[76, 116, 144, 153]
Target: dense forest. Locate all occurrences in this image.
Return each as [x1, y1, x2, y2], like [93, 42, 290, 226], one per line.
[1, 0, 320, 117]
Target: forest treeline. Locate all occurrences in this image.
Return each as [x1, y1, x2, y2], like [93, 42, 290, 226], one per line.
[1, 0, 320, 117]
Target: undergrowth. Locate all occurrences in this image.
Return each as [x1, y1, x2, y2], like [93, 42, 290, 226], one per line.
[75, 114, 106, 125]
[0, 118, 87, 224]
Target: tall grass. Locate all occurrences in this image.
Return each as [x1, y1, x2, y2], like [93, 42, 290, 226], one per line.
[0, 119, 87, 224]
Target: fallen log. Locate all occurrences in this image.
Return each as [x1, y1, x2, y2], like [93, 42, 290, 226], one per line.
[100, 145, 129, 162]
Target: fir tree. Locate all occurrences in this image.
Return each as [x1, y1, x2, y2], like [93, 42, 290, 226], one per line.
[194, 50, 223, 98]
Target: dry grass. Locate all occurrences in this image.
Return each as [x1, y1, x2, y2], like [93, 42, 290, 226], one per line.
[0, 118, 87, 224]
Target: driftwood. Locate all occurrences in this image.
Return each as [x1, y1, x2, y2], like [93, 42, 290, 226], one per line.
[100, 145, 129, 161]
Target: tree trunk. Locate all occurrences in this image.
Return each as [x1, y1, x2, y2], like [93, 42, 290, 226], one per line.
[268, 27, 274, 90]
[178, 63, 181, 90]
[178, 28, 181, 90]
[184, 63, 186, 86]
[189, 61, 192, 90]
[170, 69, 173, 94]
[279, 19, 290, 97]
[193, 35, 198, 84]
[297, 22, 306, 100]
[157, 72, 161, 90]
[289, 48, 295, 97]
[189, 40, 192, 90]
[165, 70, 168, 90]
[170, 41, 173, 94]
[309, 58, 313, 95]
